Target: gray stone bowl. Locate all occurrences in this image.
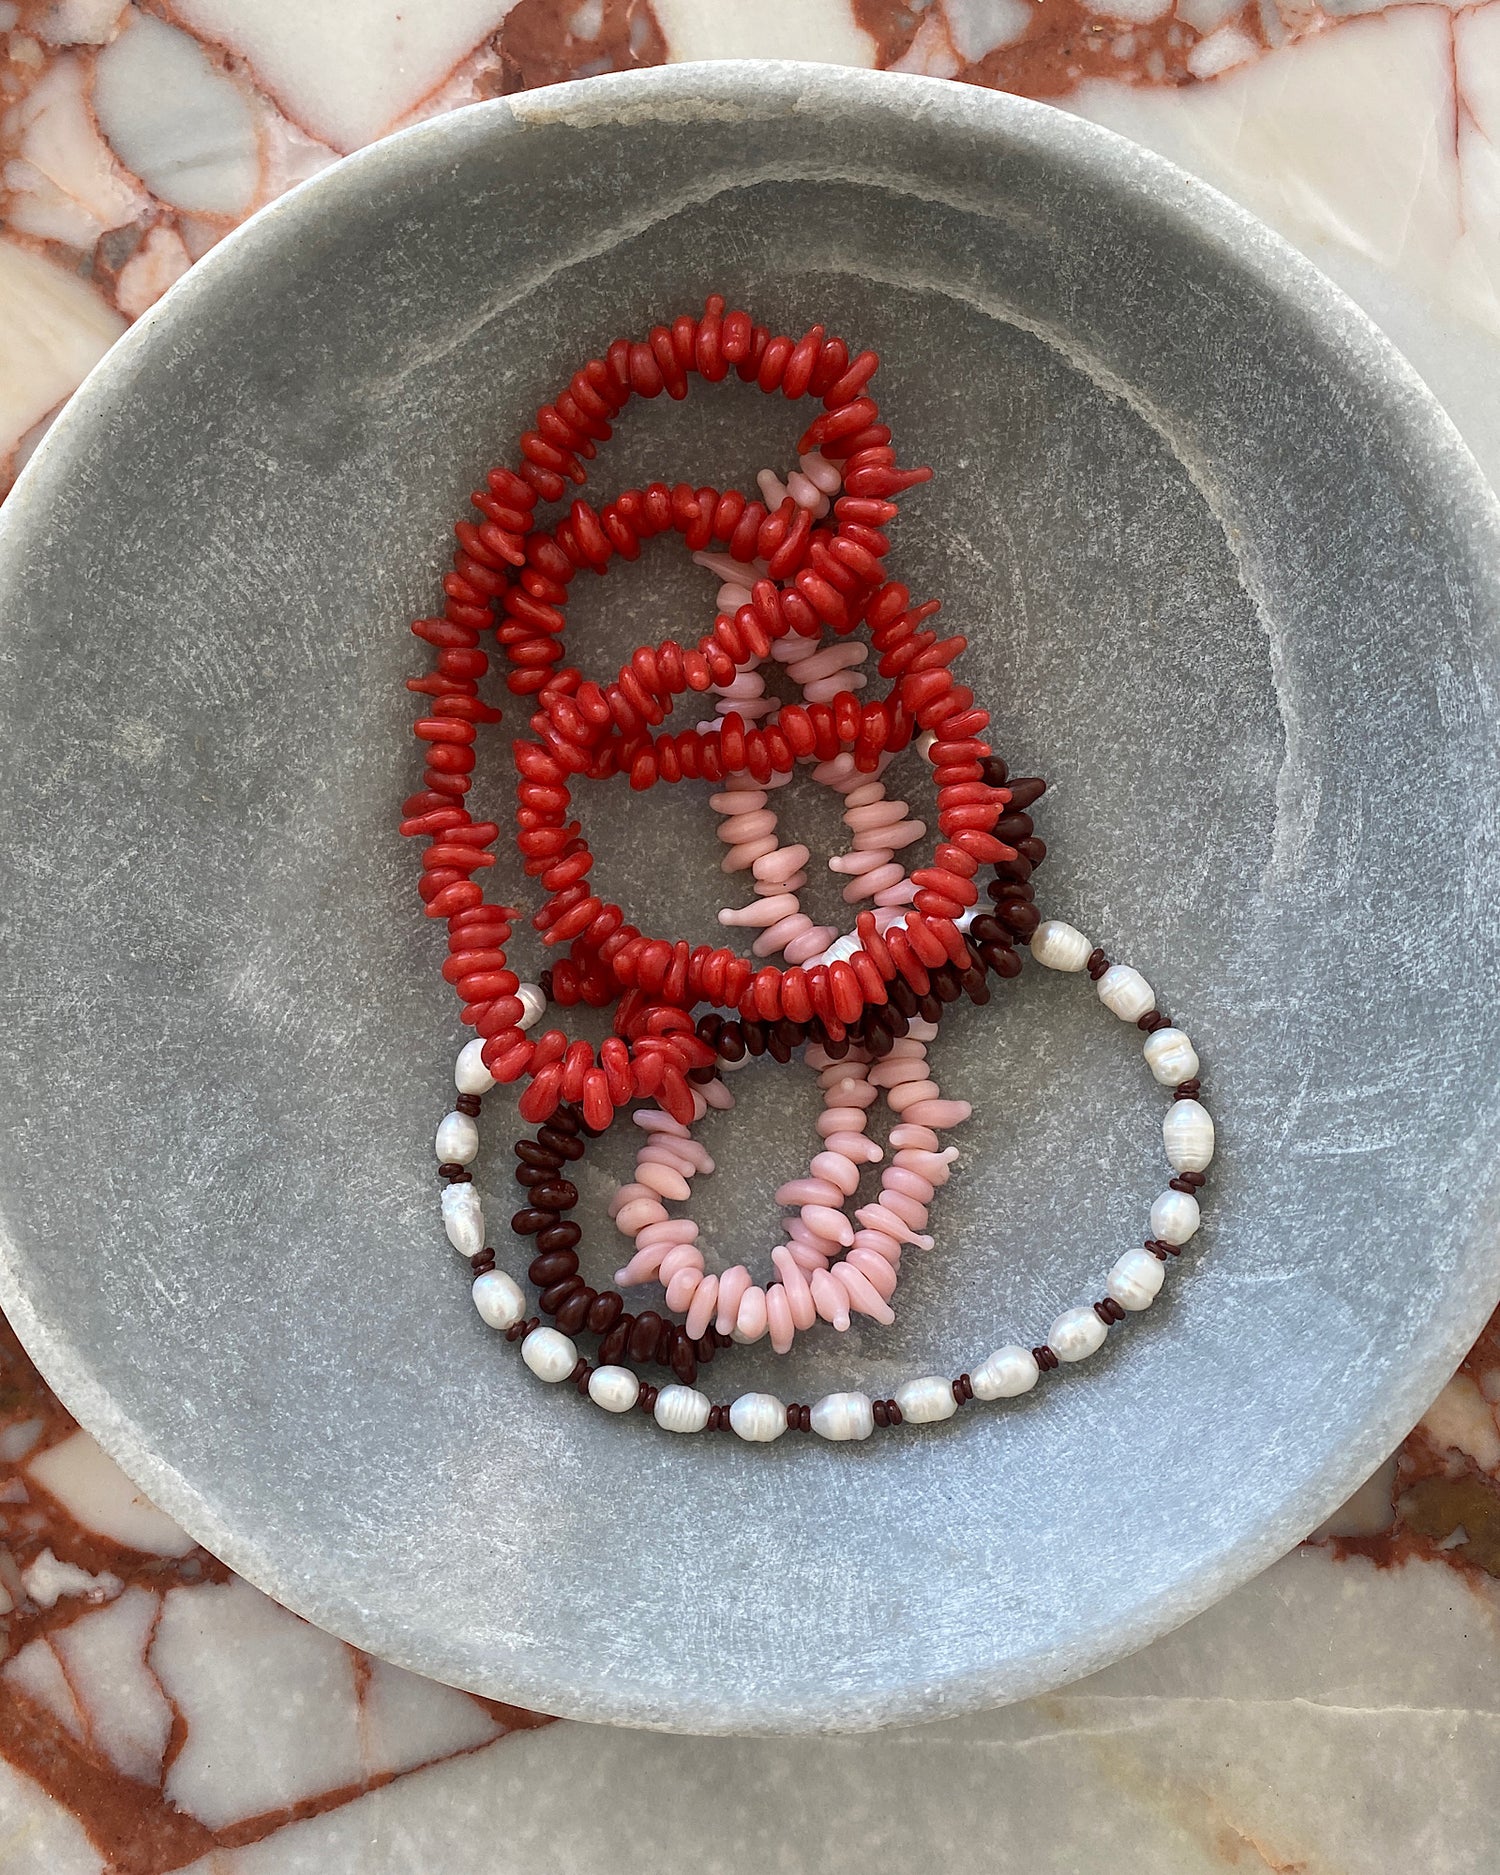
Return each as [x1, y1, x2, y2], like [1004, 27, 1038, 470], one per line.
[1, 63, 1498, 1734]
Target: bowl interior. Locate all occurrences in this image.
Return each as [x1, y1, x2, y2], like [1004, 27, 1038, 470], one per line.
[1, 65, 1498, 1732]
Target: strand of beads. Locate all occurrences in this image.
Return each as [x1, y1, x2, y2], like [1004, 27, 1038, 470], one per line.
[454, 923, 1211, 1437]
[605, 1019, 972, 1352]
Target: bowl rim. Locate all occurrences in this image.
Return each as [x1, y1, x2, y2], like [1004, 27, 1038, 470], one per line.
[3, 59, 1499, 1733]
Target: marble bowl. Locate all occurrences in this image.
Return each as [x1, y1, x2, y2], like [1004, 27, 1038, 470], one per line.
[1, 63, 1499, 1735]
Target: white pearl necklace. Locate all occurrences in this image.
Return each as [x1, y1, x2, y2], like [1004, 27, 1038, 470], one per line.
[436, 916, 1213, 1440]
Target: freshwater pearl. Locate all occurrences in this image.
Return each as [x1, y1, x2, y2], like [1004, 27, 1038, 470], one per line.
[454, 1037, 495, 1094]
[810, 1391, 875, 1441]
[1107, 1249, 1166, 1311]
[441, 1181, 484, 1256]
[435, 1110, 479, 1164]
[1143, 1027, 1199, 1086]
[894, 1375, 958, 1424]
[1163, 1099, 1215, 1172]
[588, 1365, 640, 1413]
[1096, 964, 1154, 1022]
[731, 1393, 788, 1442]
[515, 982, 547, 1030]
[1049, 1306, 1108, 1362]
[521, 1325, 577, 1383]
[1149, 1189, 1201, 1245]
[970, 1345, 1040, 1400]
[1030, 920, 1092, 971]
[654, 1385, 711, 1434]
[471, 1270, 524, 1329]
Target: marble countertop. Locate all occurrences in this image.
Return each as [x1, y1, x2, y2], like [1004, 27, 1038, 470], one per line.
[2, 3, 1499, 1870]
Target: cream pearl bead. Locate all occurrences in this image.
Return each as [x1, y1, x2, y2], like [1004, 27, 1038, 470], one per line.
[454, 1037, 495, 1095]
[730, 1393, 787, 1442]
[515, 982, 547, 1031]
[894, 1375, 958, 1425]
[1097, 964, 1154, 1022]
[654, 1385, 711, 1434]
[1030, 920, 1091, 971]
[1163, 1099, 1215, 1172]
[1107, 1249, 1166, 1312]
[471, 1270, 524, 1329]
[1143, 1027, 1199, 1087]
[970, 1345, 1040, 1400]
[1149, 1189, 1201, 1245]
[810, 1391, 875, 1441]
[588, 1365, 640, 1413]
[521, 1325, 577, 1383]
[441, 1182, 484, 1256]
[435, 1111, 479, 1164]
[1049, 1306, 1108, 1362]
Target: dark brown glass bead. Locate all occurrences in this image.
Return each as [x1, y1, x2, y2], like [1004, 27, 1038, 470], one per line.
[707, 1404, 729, 1431]
[885, 1399, 902, 1426]
[980, 755, 1008, 787]
[527, 1179, 579, 1211]
[694, 1333, 716, 1366]
[864, 1014, 895, 1056]
[991, 853, 1032, 884]
[539, 1276, 583, 1312]
[884, 1003, 910, 1039]
[529, 1249, 580, 1287]
[537, 968, 554, 1000]
[598, 1318, 633, 1363]
[629, 1312, 664, 1363]
[654, 1319, 676, 1366]
[917, 991, 943, 1025]
[1034, 1345, 1059, 1372]
[929, 963, 962, 1003]
[969, 912, 1006, 945]
[511, 1206, 558, 1235]
[766, 1026, 793, 1064]
[1175, 1079, 1202, 1099]
[873, 1400, 889, 1427]
[546, 1105, 582, 1136]
[1094, 1297, 1125, 1325]
[535, 1219, 582, 1253]
[515, 1163, 563, 1189]
[716, 1021, 746, 1061]
[695, 1013, 724, 1048]
[638, 1382, 659, 1414]
[743, 1019, 768, 1057]
[888, 976, 920, 1018]
[554, 1288, 595, 1333]
[515, 1140, 561, 1169]
[670, 1332, 699, 1386]
[455, 1092, 483, 1117]
[1017, 836, 1046, 864]
[537, 1123, 585, 1160]
[1006, 776, 1046, 809]
[1178, 1170, 1207, 1191]
[587, 1291, 624, 1333]
[1146, 1237, 1181, 1259]
[952, 1374, 974, 1403]
[1138, 1009, 1168, 1032]
[785, 1402, 801, 1429]
[773, 1017, 804, 1052]
[438, 1163, 470, 1181]
[994, 811, 1033, 844]
[995, 899, 1041, 939]
[960, 965, 991, 1004]
[573, 1362, 592, 1394]
[688, 1064, 718, 1085]
[469, 1248, 496, 1275]
[982, 941, 1022, 978]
